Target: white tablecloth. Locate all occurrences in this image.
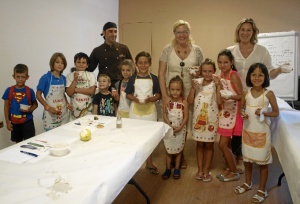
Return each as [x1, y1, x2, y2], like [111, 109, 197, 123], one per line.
[271, 98, 300, 204]
[0, 115, 172, 204]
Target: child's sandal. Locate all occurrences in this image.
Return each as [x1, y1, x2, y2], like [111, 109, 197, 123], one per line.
[162, 169, 171, 180]
[202, 173, 212, 182]
[235, 182, 253, 194]
[251, 190, 268, 203]
[173, 168, 181, 179]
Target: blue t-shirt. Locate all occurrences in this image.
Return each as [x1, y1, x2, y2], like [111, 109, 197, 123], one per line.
[2, 86, 36, 122]
[125, 73, 160, 95]
[37, 71, 66, 97]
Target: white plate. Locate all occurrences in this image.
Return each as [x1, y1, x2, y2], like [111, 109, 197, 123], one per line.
[220, 90, 233, 99]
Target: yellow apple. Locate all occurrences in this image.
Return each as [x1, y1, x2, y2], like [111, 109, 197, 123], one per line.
[80, 129, 91, 141]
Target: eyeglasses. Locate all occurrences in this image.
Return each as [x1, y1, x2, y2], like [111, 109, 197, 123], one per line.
[174, 31, 189, 36]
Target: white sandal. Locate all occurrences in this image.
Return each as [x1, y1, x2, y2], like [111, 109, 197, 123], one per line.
[251, 190, 268, 203]
[235, 182, 252, 194]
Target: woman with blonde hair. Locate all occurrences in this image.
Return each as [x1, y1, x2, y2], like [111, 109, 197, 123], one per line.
[159, 20, 204, 168]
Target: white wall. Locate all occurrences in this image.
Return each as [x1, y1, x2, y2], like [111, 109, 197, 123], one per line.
[0, 0, 118, 149]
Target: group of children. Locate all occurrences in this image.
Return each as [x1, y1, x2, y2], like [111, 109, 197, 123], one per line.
[2, 48, 278, 203]
[161, 49, 279, 203]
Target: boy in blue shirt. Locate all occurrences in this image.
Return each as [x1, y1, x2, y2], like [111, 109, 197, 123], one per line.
[2, 64, 38, 143]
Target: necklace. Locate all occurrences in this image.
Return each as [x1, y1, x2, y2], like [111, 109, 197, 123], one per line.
[177, 50, 188, 77]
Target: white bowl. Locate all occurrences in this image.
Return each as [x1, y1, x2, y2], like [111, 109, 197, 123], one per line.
[138, 97, 146, 103]
[50, 143, 70, 156]
[20, 104, 31, 111]
[220, 90, 233, 99]
[280, 64, 293, 73]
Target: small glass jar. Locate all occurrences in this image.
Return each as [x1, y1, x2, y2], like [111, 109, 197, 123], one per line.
[116, 115, 122, 128]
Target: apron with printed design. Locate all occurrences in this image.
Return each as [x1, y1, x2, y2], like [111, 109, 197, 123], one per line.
[71, 71, 93, 120]
[43, 74, 69, 130]
[219, 71, 238, 130]
[192, 82, 218, 142]
[242, 89, 272, 163]
[163, 101, 186, 154]
[129, 75, 157, 121]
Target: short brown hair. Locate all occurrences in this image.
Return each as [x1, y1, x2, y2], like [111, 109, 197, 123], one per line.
[13, 64, 28, 75]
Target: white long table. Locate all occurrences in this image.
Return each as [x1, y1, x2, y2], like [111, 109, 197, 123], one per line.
[0, 115, 172, 204]
[271, 98, 300, 204]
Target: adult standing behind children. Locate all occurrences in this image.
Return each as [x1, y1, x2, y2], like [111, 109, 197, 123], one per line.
[2, 64, 38, 142]
[36, 53, 72, 131]
[125, 51, 161, 175]
[87, 22, 133, 86]
[158, 19, 204, 169]
[227, 18, 286, 171]
[66, 52, 96, 120]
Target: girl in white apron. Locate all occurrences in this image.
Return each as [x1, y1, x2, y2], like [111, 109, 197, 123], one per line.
[36, 53, 71, 131]
[235, 63, 279, 203]
[115, 59, 135, 118]
[66, 53, 97, 120]
[187, 58, 221, 182]
[162, 76, 188, 180]
[125, 51, 161, 175]
[216, 50, 243, 182]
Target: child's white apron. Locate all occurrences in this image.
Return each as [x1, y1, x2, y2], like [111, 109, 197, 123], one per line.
[219, 71, 238, 130]
[129, 75, 157, 121]
[242, 89, 272, 164]
[43, 74, 69, 130]
[118, 81, 131, 118]
[192, 82, 218, 142]
[71, 71, 93, 120]
[163, 102, 186, 154]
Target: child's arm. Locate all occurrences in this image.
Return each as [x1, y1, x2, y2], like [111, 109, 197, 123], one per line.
[145, 93, 161, 103]
[262, 91, 279, 117]
[213, 76, 223, 105]
[64, 94, 72, 111]
[26, 100, 38, 113]
[36, 90, 56, 114]
[66, 72, 78, 97]
[187, 81, 197, 104]
[239, 91, 248, 119]
[162, 110, 171, 126]
[92, 104, 98, 115]
[3, 100, 13, 131]
[229, 73, 243, 101]
[173, 99, 189, 133]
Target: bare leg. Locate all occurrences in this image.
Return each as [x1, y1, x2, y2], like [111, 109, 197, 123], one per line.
[166, 153, 172, 169]
[175, 152, 182, 170]
[203, 142, 214, 176]
[218, 136, 237, 178]
[259, 165, 268, 192]
[146, 153, 155, 168]
[196, 141, 204, 174]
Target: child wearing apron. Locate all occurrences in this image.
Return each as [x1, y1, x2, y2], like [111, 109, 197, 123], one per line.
[115, 59, 135, 118]
[36, 53, 72, 131]
[66, 52, 97, 120]
[162, 76, 188, 180]
[125, 51, 161, 175]
[187, 58, 221, 182]
[235, 63, 279, 203]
